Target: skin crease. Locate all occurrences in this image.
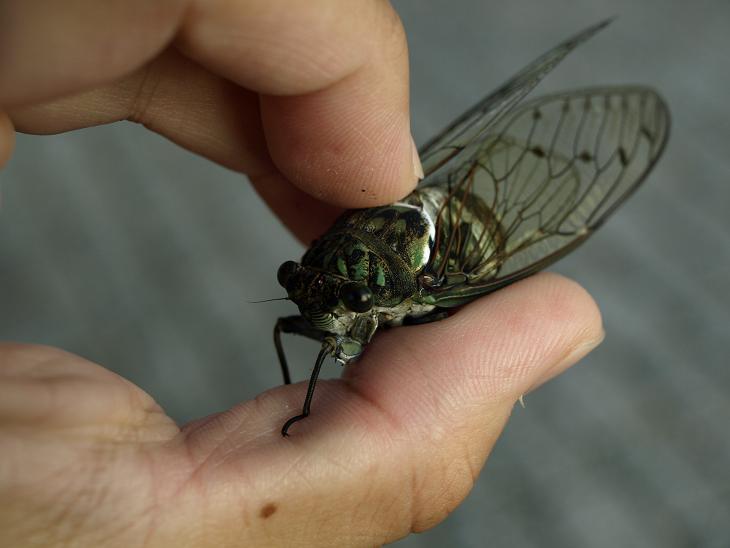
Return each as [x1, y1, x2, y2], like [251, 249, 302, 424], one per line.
[0, 1, 604, 546]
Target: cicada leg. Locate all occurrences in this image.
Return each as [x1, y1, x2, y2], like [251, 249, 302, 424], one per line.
[274, 315, 327, 385]
[274, 316, 335, 437]
[281, 339, 335, 437]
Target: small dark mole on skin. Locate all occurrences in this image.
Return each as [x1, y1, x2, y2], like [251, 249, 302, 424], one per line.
[361, 188, 366, 192]
[260, 503, 277, 519]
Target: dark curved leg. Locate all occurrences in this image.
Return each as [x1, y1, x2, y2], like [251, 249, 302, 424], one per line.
[281, 342, 332, 437]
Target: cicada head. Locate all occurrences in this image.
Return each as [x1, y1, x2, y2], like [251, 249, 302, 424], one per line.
[277, 260, 375, 351]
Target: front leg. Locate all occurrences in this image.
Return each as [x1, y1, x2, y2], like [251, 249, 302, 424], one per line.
[274, 315, 327, 385]
[280, 339, 335, 437]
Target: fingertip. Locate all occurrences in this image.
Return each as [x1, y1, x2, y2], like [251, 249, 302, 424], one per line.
[448, 272, 604, 397]
[262, 91, 417, 207]
[247, 0, 414, 208]
[521, 272, 605, 358]
[516, 273, 605, 391]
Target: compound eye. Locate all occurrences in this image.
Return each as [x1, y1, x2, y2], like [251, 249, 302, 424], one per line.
[277, 261, 299, 288]
[323, 291, 339, 310]
[341, 282, 373, 313]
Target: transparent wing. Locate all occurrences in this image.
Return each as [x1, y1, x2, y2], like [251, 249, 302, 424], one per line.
[419, 18, 613, 181]
[422, 87, 670, 304]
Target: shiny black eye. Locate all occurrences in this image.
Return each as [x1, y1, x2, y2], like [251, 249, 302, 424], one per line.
[341, 282, 373, 313]
[277, 261, 299, 288]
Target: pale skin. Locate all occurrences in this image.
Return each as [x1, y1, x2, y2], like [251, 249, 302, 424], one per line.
[0, 1, 605, 546]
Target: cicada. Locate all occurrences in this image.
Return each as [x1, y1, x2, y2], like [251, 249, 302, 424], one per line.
[274, 20, 670, 436]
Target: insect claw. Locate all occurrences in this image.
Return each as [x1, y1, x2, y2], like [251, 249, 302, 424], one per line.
[281, 413, 307, 437]
[281, 343, 331, 437]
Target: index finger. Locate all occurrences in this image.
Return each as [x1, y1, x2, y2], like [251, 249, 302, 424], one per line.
[1, 0, 419, 208]
[178, 0, 421, 207]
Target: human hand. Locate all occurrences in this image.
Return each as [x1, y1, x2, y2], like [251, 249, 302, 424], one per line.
[0, 1, 604, 546]
[0, 0, 421, 242]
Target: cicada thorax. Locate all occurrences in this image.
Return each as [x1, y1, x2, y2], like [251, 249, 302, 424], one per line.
[302, 204, 435, 307]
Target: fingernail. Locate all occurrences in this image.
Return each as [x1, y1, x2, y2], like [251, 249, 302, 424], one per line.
[0, 111, 16, 170]
[529, 329, 606, 392]
[410, 134, 424, 182]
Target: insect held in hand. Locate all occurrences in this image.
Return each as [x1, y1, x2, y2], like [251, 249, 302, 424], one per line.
[274, 19, 670, 436]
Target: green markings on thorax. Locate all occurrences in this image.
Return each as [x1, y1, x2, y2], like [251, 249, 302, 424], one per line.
[302, 204, 433, 306]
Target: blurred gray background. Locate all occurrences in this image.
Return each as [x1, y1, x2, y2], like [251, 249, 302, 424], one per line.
[2, 0, 729, 546]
